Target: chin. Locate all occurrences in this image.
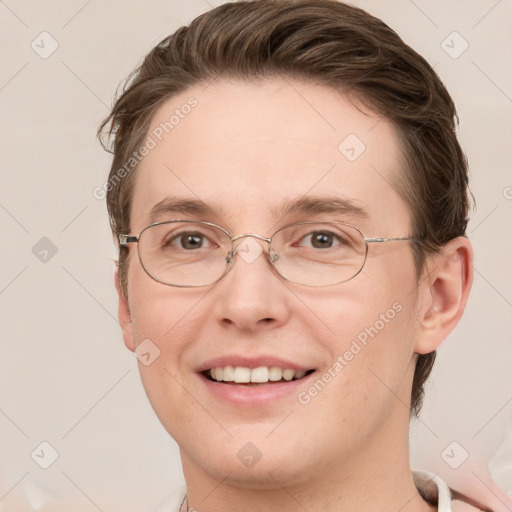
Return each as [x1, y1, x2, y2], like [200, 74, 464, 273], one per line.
[177, 421, 324, 489]
[185, 445, 315, 490]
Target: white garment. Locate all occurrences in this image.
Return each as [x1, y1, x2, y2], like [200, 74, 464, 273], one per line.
[157, 470, 457, 512]
[413, 470, 454, 511]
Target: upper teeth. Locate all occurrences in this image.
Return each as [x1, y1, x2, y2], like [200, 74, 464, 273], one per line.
[208, 366, 307, 383]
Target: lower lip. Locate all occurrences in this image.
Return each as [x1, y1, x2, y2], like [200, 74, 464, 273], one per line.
[198, 372, 316, 406]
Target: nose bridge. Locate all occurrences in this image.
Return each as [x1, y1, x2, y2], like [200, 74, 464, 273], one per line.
[228, 233, 273, 267]
[214, 231, 291, 331]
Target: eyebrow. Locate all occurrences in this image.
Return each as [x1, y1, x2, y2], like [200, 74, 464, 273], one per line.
[148, 197, 216, 225]
[273, 195, 368, 220]
[147, 195, 368, 226]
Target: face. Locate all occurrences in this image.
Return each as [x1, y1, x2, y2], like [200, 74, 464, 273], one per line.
[120, 78, 428, 488]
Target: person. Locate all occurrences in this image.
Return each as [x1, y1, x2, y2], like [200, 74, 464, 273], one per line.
[97, 1, 491, 510]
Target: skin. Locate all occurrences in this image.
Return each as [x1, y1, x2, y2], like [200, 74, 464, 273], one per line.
[115, 78, 473, 512]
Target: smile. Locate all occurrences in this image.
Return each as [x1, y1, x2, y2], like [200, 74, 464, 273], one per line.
[203, 365, 315, 385]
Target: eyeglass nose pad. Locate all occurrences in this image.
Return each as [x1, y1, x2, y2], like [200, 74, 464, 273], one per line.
[225, 249, 236, 265]
[269, 251, 279, 263]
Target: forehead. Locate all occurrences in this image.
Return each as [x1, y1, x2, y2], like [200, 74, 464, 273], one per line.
[130, 78, 411, 234]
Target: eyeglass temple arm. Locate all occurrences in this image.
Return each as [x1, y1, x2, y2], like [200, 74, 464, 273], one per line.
[119, 234, 139, 245]
[365, 236, 414, 243]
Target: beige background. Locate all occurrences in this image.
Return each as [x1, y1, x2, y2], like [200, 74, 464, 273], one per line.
[0, 0, 511, 510]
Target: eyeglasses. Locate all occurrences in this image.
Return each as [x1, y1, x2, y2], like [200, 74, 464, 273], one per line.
[119, 220, 415, 287]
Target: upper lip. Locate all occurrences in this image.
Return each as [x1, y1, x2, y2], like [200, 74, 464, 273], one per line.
[195, 354, 314, 373]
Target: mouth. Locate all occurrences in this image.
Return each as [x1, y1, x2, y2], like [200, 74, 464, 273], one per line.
[202, 366, 316, 386]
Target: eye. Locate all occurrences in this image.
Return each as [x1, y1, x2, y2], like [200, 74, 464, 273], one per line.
[165, 231, 212, 250]
[300, 230, 343, 249]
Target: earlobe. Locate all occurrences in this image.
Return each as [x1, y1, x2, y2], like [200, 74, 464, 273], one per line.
[114, 266, 136, 353]
[414, 237, 473, 355]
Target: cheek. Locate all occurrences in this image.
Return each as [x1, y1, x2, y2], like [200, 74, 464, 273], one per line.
[129, 304, 205, 440]
[128, 257, 203, 344]
[129, 286, 205, 369]
[298, 265, 419, 411]
[291, 298, 417, 448]
[126, 267, 209, 419]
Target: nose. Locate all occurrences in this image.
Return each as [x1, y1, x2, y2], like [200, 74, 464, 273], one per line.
[212, 235, 291, 333]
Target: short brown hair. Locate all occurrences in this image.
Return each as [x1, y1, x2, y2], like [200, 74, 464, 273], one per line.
[98, 0, 470, 417]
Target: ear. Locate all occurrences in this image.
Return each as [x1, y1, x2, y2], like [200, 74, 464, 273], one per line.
[414, 237, 473, 355]
[114, 266, 136, 353]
